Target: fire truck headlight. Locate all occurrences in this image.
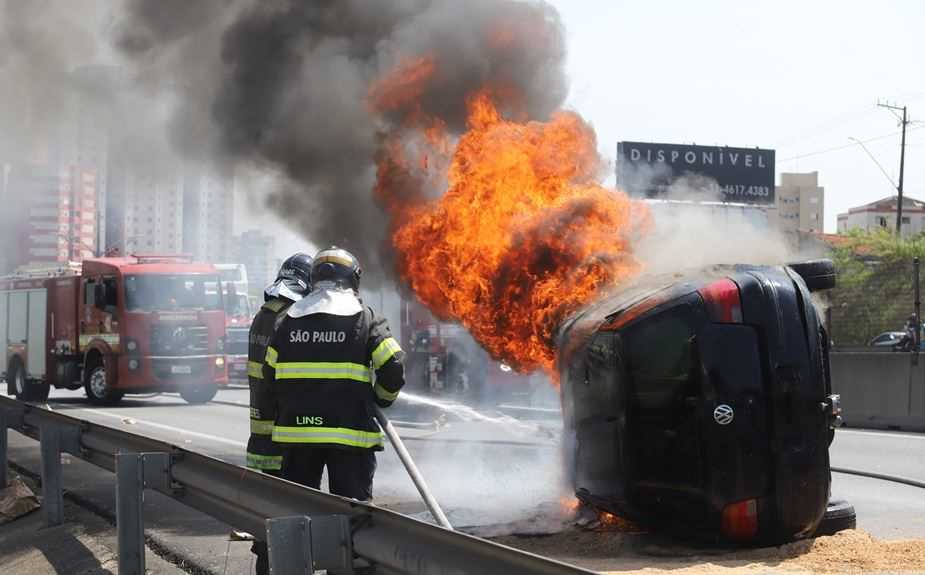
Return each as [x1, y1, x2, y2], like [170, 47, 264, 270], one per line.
[128, 359, 140, 371]
[215, 356, 225, 368]
[217, 337, 225, 354]
[126, 339, 138, 352]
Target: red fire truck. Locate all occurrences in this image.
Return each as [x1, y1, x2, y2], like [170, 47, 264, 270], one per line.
[216, 263, 252, 384]
[0, 255, 228, 405]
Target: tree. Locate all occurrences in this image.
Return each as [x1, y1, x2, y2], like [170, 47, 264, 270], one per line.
[827, 229, 925, 345]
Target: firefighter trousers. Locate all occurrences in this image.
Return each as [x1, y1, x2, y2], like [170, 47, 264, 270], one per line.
[253, 448, 376, 575]
[282, 446, 377, 500]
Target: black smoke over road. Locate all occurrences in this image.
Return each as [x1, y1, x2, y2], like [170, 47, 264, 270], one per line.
[114, 0, 567, 281]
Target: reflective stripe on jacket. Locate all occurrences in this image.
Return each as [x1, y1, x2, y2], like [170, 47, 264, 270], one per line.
[264, 301, 405, 451]
[245, 297, 292, 470]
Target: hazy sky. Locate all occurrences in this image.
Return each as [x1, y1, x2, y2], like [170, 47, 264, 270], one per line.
[549, 0, 925, 233]
[7, 1, 921, 245]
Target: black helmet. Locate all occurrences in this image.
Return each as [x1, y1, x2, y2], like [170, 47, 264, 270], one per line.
[265, 252, 313, 301]
[311, 247, 362, 291]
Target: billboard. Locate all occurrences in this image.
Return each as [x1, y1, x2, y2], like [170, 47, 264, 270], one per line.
[616, 142, 775, 205]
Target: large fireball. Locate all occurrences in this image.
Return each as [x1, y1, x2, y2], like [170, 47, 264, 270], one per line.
[374, 66, 649, 374]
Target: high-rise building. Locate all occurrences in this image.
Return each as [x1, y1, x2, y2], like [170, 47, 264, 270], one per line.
[183, 167, 235, 263]
[107, 168, 184, 254]
[771, 172, 825, 241]
[0, 164, 98, 270]
[50, 65, 121, 254]
[0, 163, 18, 274]
[234, 230, 277, 296]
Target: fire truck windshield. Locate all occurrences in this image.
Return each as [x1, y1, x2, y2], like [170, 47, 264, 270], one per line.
[124, 274, 223, 312]
[225, 293, 251, 317]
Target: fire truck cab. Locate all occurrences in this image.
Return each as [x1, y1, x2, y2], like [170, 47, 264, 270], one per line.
[1, 255, 228, 405]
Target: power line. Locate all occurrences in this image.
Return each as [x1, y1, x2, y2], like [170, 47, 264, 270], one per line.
[771, 105, 879, 148]
[849, 136, 896, 189]
[777, 124, 925, 163]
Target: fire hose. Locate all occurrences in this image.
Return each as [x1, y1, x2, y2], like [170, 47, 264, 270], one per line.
[373, 404, 454, 530]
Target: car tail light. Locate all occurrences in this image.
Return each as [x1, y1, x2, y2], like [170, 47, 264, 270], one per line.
[721, 499, 759, 541]
[700, 279, 743, 323]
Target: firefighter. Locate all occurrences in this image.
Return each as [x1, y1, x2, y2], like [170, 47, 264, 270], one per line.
[263, 246, 405, 503]
[246, 253, 312, 575]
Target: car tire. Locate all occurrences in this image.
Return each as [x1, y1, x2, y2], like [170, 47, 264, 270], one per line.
[788, 260, 837, 292]
[814, 499, 856, 536]
[10, 361, 50, 402]
[84, 365, 124, 406]
[179, 384, 218, 405]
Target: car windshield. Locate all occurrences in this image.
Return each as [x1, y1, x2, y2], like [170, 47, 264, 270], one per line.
[124, 274, 223, 312]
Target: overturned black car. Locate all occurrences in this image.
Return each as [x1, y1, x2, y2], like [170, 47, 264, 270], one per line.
[558, 260, 851, 545]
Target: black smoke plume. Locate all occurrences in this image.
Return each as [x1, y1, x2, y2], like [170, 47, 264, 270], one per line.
[114, 0, 567, 281]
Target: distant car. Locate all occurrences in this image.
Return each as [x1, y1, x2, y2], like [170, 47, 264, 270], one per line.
[558, 259, 852, 545]
[868, 331, 908, 348]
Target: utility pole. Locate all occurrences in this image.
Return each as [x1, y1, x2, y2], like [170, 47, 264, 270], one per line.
[878, 102, 909, 235]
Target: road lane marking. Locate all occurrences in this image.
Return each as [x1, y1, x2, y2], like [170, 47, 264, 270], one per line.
[50, 404, 247, 449]
[837, 429, 925, 441]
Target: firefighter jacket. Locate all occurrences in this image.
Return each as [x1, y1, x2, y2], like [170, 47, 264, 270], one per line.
[264, 287, 405, 451]
[246, 297, 295, 471]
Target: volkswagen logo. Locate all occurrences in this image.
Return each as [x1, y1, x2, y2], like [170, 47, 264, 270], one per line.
[713, 404, 735, 425]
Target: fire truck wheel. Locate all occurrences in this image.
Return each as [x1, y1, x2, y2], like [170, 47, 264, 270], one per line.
[85, 365, 124, 406]
[10, 361, 50, 402]
[179, 384, 218, 405]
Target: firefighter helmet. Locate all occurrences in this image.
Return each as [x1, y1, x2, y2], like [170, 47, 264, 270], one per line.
[265, 252, 313, 301]
[311, 247, 362, 291]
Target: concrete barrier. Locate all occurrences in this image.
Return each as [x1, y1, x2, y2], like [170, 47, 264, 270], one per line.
[830, 351, 925, 432]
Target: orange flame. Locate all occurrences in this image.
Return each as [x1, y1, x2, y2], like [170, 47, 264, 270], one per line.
[599, 511, 619, 526]
[374, 67, 649, 376]
[561, 496, 582, 514]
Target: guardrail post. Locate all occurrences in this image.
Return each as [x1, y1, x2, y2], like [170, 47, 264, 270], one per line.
[267, 516, 313, 574]
[1, 406, 26, 490]
[0, 410, 8, 489]
[117, 453, 145, 575]
[40, 424, 64, 526]
[116, 452, 173, 575]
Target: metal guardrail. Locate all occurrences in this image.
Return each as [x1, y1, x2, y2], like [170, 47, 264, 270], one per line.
[0, 396, 595, 575]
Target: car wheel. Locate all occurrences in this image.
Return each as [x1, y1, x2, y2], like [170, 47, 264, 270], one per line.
[11, 361, 50, 402]
[788, 260, 836, 292]
[84, 365, 123, 406]
[179, 384, 217, 405]
[814, 499, 856, 536]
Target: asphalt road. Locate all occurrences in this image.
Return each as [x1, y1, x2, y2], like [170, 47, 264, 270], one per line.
[5, 386, 925, 540]
[8, 387, 567, 531]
